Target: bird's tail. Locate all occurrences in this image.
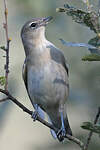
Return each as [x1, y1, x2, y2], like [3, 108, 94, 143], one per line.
[64, 115, 72, 136]
[48, 114, 72, 142]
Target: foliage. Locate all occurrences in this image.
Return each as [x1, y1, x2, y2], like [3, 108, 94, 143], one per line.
[81, 122, 100, 135]
[57, 3, 100, 61]
[0, 76, 6, 86]
[0, 46, 6, 51]
[57, 4, 100, 34]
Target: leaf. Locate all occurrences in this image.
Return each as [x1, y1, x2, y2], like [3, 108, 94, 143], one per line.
[57, 4, 100, 33]
[81, 122, 100, 135]
[88, 36, 100, 47]
[82, 54, 100, 61]
[0, 76, 6, 86]
[87, 36, 100, 54]
[0, 46, 6, 51]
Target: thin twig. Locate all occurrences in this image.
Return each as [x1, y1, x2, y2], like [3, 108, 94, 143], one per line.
[3, 0, 10, 90]
[4, 0, 8, 41]
[84, 107, 100, 150]
[0, 88, 85, 150]
[4, 40, 10, 90]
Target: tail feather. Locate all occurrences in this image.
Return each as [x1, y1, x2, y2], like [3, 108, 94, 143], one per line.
[48, 116, 57, 139]
[64, 115, 72, 136]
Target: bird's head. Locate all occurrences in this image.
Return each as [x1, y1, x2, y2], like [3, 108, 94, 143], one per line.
[21, 16, 53, 42]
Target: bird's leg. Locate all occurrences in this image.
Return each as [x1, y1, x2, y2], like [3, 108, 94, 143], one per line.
[32, 104, 39, 121]
[60, 111, 66, 136]
[57, 110, 66, 140]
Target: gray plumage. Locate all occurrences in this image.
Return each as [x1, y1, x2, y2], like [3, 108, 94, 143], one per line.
[21, 17, 72, 141]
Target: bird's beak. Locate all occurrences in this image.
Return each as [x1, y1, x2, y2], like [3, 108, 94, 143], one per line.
[41, 16, 53, 26]
[43, 16, 53, 23]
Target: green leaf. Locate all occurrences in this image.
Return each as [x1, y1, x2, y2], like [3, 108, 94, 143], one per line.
[0, 76, 6, 86]
[81, 122, 100, 134]
[57, 4, 100, 33]
[87, 36, 100, 54]
[82, 54, 100, 61]
[0, 46, 6, 51]
[88, 36, 100, 48]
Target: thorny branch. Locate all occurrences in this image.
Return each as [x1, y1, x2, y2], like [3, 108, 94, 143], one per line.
[3, 0, 11, 90]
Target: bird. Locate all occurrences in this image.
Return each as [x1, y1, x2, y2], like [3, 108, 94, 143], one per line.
[21, 16, 72, 142]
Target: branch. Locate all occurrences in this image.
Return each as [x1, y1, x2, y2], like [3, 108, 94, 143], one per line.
[0, 88, 85, 150]
[65, 134, 85, 150]
[84, 107, 100, 150]
[3, 0, 11, 90]
[59, 38, 99, 51]
[4, 0, 8, 41]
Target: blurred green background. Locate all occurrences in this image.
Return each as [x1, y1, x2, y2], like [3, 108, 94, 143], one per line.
[0, 0, 100, 150]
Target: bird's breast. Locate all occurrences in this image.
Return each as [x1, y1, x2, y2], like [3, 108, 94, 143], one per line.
[27, 61, 69, 110]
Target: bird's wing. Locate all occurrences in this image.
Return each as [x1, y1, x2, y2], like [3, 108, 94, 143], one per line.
[22, 59, 45, 120]
[22, 59, 28, 90]
[49, 44, 69, 75]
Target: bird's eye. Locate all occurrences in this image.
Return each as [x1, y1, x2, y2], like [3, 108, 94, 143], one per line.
[30, 22, 37, 28]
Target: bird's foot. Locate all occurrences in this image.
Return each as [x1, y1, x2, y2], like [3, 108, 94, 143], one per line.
[31, 111, 38, 121]
[57, 128, 66, 142]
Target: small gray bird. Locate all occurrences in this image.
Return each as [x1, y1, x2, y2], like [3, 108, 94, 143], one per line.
[21, 16, 72, 141]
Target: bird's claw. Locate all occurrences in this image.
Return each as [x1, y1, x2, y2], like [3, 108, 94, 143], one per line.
[31, 111, 38, 121]
[57, 128, 66, 141]
[61, 128, 66, 137]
